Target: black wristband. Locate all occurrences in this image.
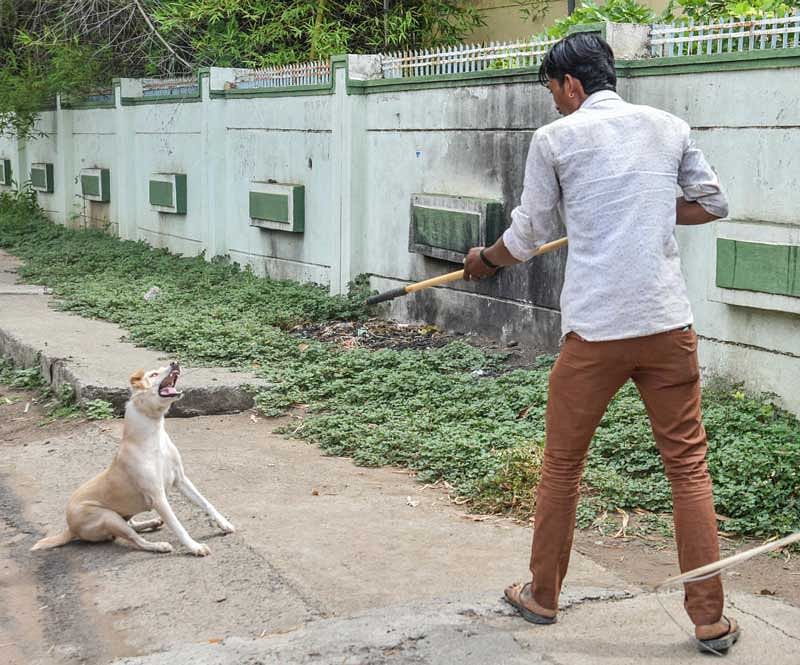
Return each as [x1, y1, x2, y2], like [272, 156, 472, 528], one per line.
[479, 248, 499, 269]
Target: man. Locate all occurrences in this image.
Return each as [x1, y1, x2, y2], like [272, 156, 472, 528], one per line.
[463, 32, 739, 653]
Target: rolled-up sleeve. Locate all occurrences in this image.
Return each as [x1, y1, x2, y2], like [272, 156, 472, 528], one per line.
[502, 130, 562, 262]
[678, 126, 729, 219]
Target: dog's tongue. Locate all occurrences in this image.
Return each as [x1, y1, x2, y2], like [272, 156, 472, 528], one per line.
[160, 386, 179, 397]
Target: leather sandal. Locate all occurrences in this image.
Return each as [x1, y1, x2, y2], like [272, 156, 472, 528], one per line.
[697, 615, 740, 653]
[503, 582, 557, 625]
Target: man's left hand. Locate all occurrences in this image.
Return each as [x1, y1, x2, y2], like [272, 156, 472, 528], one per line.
[463, 247, 499, 281]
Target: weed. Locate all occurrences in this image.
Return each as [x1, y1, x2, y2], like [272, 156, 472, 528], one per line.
[85, 399, 115, 420]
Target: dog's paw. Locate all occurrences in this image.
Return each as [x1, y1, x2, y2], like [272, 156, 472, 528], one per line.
[218, 519, 235, 534]
[188, 542, 211, 557]
[151, 541, 174, 554]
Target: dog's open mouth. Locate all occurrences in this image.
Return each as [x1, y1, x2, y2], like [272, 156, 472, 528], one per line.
[158, 369, 181, 398]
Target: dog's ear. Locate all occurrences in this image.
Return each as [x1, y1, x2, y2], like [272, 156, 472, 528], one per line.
[129, 369, 146, 390]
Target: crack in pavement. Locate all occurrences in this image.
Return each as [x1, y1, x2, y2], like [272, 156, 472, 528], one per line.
[729, 598, 800, 642]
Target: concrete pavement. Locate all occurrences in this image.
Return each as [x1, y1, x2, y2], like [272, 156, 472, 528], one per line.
[0, 250, 265, 416]
[2, 412, 800, 664]
[2, 247, 800, 664]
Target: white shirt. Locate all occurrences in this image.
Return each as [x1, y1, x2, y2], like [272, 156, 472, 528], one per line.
[503, 90, 728, 342]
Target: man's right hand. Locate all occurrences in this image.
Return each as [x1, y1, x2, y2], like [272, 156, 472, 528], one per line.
[463, 247, 498, 281]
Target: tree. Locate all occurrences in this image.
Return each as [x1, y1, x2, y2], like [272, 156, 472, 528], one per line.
[0, 1, 552, 139]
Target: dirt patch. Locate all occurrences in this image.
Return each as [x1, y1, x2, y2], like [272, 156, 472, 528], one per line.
[291, 317, 537, 368]
[292, 318, 457, 351]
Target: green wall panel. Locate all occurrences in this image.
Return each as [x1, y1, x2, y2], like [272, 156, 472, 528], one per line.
[80, 169, 110, 202]
[412, 207, 480, 255]
[30, 168, 47, 190]
[81, 174, 100, 197]
[292, 186, 305, 232]
[149, 180, 174, 207]
[100, 169, 111, 202]
[30, 163, 54, 193]
[250, 192, 289, 224]
[409, 194, 505, 263]
[149, 174, 187, 214]
[248, 184, 304, 232]
[716, 238, 799, 297]
[174, 173, 187, 215]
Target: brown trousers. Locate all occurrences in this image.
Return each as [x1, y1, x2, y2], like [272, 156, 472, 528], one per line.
[529, 327, 724, 626]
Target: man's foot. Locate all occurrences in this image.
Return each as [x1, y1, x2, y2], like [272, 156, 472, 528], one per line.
[695, 616, 740, 653]
[503, 582, 558, 624]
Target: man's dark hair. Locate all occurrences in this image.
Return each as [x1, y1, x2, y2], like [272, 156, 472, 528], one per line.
[538, 32, 617, 94]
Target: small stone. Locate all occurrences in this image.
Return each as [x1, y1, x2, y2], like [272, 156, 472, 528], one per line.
[506, 340, 519, 348]
[143, 286, 162, 302]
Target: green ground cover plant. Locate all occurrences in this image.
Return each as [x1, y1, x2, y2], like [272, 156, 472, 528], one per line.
[0, 354, 114, 423]
[1, 195, 798, 539]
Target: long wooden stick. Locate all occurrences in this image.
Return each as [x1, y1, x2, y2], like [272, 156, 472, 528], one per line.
[366, 236, 568, 305]
[656, 530, 800, 590]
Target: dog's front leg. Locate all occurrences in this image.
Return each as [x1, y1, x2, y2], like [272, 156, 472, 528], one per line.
[152, 493, 210, 556]
[176, 475, 235, 534]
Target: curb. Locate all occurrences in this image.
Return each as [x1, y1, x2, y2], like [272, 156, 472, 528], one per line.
[0, 326, 259, 417]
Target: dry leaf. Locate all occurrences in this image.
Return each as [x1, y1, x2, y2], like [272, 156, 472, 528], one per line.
[298, 343, 309, 352]
[311, 489, 319, 496]
[516, 404, 532, 420]
[249, 414, 259, 423]
[208, 638, 223, 644]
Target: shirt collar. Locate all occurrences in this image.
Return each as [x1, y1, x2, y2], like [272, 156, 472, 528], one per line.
[580, 90, 622, 110]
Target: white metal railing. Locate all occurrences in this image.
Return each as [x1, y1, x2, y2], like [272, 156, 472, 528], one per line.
[142, 76, 200, 97]
[233, 61, 332, 89]
[650, 11, 800, 57]
[382, 37, 559, 79]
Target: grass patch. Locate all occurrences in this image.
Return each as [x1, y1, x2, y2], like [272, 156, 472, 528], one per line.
[2, 192, 799, 539]
[0, 355, 92, 423]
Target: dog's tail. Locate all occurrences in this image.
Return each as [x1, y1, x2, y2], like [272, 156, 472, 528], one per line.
[31, 528, 74, 551]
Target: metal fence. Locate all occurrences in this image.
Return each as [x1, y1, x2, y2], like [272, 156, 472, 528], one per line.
[128, 16, 800, 94]
[650, 12, 800, 57]
[233, 61, 332, 89]
[381, 37, 559, 79]
[142, 76, 200, 97]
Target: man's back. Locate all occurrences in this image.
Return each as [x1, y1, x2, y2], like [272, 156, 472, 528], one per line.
[504, 91, 727, 341]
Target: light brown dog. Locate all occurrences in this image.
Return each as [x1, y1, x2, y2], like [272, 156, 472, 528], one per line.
[32, 362, 234, 556]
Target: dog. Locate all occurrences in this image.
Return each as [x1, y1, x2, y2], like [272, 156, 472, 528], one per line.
[31, 362, 234, 556]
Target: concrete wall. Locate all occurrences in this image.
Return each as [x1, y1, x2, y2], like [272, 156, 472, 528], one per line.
[1, 40, 799, 414]
[363, 82, 565, 354]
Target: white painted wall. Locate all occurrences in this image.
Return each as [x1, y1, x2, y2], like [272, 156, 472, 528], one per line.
[2, 52, 798, 414]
